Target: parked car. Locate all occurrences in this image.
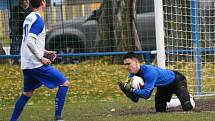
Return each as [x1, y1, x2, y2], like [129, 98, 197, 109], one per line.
[45, 0, 156, 63]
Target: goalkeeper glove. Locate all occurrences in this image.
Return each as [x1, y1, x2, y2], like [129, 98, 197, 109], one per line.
[123, 77, 136, 92]
[118, 82, 139, 102]
[124, 82, 136, 92]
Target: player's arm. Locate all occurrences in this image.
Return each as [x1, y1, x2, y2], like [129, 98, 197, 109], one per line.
[132, 71, 157, 99]
[26, 36, 51, 64]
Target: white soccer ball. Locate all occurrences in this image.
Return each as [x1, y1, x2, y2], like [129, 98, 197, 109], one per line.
[130, 76, 144, 89]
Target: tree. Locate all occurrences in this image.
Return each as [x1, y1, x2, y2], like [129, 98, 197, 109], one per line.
[97, 0, 142, 52]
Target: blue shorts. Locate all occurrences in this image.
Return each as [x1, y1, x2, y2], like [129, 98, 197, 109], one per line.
[22, 65, 67, 92]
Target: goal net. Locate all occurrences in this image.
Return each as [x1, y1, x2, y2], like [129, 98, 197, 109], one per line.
[161, 0, 215, 96]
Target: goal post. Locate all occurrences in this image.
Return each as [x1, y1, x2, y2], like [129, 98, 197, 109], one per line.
[154, 0, 166, 69]
[191, 0, 202, 95]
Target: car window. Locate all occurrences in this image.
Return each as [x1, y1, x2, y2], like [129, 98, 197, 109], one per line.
[136, 0, 154, 14]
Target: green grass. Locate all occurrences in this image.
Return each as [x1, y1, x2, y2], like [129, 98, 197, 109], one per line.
[1, 97, 215, 121]
[0, 60, 215, 121]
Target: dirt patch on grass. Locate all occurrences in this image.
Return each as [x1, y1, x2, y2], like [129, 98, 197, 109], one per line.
[192, 99, 215, 111]
[112, 99, 215, 116]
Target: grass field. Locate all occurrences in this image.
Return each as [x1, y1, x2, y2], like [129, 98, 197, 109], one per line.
[0, 60, 215, 121]
[1, 97, 215, 121]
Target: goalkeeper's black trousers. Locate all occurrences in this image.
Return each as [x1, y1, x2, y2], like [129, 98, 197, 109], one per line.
[155, 71, 193, 112]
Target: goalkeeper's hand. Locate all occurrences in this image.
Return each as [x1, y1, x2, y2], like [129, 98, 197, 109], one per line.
[118, 81, 139, 102]
[124, 81, 136, 92]
[118, 78, 135, 92]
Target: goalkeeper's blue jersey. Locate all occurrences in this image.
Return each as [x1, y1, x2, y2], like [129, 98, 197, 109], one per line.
[129, 65, 175, 99]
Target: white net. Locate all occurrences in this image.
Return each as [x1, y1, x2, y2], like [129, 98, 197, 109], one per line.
[163, 0, 215, 96]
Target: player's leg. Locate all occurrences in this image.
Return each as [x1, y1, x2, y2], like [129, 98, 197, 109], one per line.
[54, 81, 70, 121]
[155, 86, 172, 112]
[174, 82, 194, 111]
[173, 71, 194, 111]
[166, 98, 181, 109]
[10, 92, 32, 121]
[29, 65, 70, 120]
[10, 70, 42, 121]
[166, 94, 195, 109]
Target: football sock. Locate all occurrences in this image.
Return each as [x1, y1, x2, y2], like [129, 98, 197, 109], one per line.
[166, 98, 181, 109]
[10, 94, 30, 121]
[55, 86, 68, 117]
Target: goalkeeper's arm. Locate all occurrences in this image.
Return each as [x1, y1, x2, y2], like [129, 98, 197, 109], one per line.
[118, 83, 139, 102]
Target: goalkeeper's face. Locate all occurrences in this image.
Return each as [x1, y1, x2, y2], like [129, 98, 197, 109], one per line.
[123, 58, 140, 74]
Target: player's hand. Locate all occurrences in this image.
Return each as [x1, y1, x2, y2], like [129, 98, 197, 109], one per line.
[118, 82, 126, 91]
[45, 51, 57, 61]
[40, 57, 51, 65]
[118, 78, 135, 92]
[124, 82, 135, 92]
[118, 82, 139, 102]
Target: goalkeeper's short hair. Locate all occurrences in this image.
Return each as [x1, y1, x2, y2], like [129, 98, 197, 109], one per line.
[123, 51, 139, 60]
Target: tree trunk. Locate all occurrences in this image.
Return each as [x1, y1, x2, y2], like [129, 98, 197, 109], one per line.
[97, 0, 141, 52]
[112, 0, 142, 52]
[96, 1, 114, 52]
[97, 0, 141, 63]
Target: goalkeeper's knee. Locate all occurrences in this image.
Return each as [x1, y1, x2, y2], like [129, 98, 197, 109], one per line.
[182, 101, 193, 111]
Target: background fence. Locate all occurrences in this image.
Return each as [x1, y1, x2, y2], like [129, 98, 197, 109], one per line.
[0, 0, 156, 61]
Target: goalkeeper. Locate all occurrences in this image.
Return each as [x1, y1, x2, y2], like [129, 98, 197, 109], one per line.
[119, 52, 195, 112]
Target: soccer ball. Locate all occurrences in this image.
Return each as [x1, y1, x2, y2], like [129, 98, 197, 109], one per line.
[130, 76, 144, 89]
